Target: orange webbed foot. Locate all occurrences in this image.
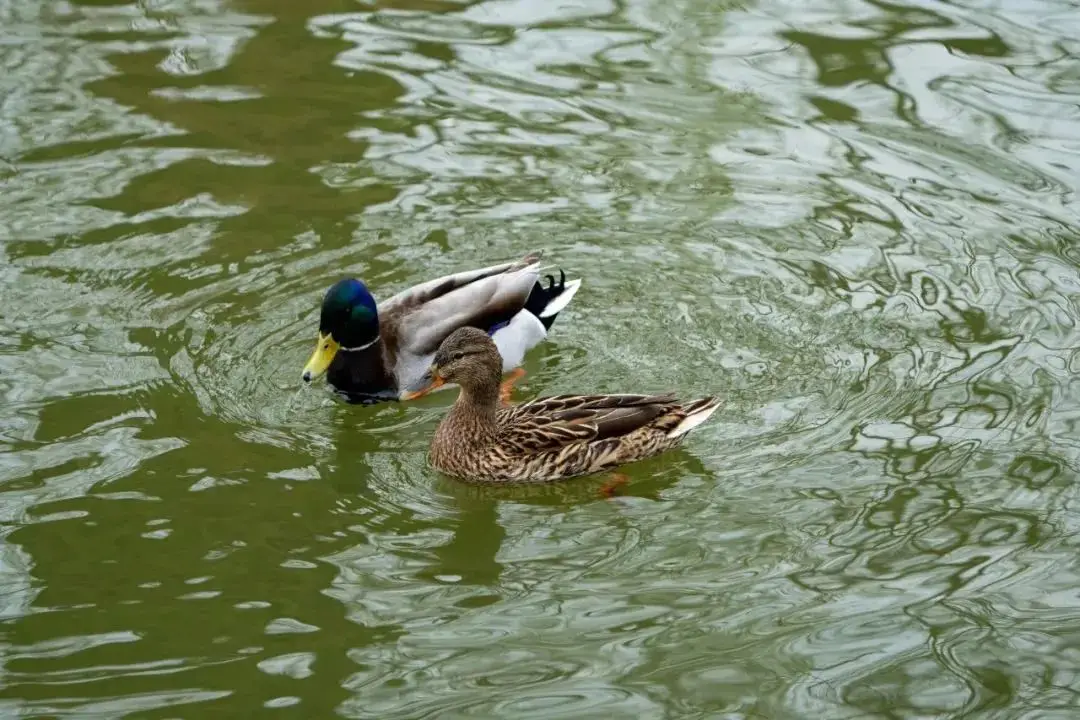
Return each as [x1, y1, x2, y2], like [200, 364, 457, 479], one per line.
[498, 367, 526, 405]
[599, 472, 630, 499]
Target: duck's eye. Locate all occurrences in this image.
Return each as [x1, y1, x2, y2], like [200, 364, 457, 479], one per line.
[452, 351, 464, 362]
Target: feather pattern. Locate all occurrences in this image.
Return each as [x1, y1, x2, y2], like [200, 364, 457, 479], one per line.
[420, 328, 721, 483]
[387, 254, 544, 358]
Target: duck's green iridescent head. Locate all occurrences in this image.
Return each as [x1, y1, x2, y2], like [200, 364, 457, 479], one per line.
[301, 278, 380, 383]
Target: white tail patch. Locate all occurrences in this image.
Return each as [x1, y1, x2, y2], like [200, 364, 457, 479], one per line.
[667, 400, 721, 438]
[492, 311, 547, 371]
[539, 278, 582, 318]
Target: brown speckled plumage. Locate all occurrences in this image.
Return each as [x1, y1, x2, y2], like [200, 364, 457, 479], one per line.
[422, 327, 722, 483]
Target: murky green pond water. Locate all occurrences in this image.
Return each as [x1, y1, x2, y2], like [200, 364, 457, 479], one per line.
[2, 0, 1080, 716]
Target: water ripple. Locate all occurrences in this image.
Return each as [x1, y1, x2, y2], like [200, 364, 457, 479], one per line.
[3, 0, 1080, 716]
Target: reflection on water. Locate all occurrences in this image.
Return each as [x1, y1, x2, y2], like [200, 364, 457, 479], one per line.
[2, 0, 1080, 715]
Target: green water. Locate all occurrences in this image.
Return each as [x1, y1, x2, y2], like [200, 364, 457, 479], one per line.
[2, 0, 1080, 716]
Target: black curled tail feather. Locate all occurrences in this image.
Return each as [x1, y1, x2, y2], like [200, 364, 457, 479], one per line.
[523, 269, 568, 330]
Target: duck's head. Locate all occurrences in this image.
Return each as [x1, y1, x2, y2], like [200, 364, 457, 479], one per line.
[402, 327, 501, 400]
[301, 278, 380, 383]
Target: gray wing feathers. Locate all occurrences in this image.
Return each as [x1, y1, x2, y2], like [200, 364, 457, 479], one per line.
[380, 253, 539, 314]
[393, 256, 542, 356]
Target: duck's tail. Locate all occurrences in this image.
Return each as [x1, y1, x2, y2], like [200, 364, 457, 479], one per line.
[667, 397, 722, 438]
[523, 268, 583, 330]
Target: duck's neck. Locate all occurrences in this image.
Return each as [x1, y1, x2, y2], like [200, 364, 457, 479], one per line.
[438, 382, 500, 445]
[329, 338, 392, 393]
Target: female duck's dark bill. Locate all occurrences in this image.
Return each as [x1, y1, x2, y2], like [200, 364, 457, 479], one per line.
[302, 333, 340, 383]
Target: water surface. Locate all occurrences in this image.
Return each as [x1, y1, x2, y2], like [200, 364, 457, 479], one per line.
[2, 0, 1080, 716]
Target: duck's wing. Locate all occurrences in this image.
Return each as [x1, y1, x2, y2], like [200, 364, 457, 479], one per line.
[384, 252, 544, 359]
[498, 393, 679, 454]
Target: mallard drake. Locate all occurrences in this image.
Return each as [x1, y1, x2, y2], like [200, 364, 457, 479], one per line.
[404, 327, 722, 483]
[301, 251, 581, 404]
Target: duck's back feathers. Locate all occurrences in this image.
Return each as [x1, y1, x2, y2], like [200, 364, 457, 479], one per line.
[446, 393, 721, 482]
[387, 253, 543, 359]
[381, 253, 541, 322]
[497, 394, 677, 454]
[384, 252, 583, 395]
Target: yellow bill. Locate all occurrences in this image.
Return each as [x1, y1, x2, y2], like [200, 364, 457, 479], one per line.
[302, 333, 340, 382]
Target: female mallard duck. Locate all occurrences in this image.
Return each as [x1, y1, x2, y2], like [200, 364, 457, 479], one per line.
[404, 327, 722, 483]
[301, 251, 581, 404]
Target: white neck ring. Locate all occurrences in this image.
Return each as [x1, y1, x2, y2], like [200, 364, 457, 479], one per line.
[340, 336, 380, 353]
